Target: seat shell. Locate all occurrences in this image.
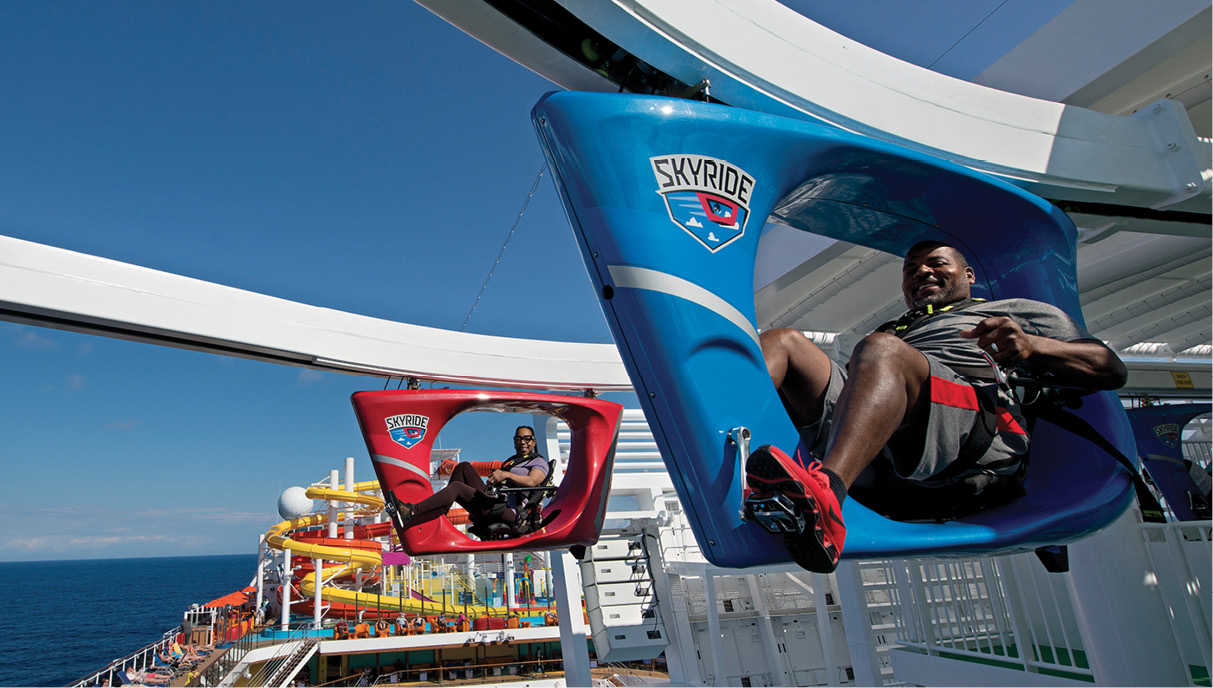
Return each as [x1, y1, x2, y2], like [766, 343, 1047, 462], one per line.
[351, 389, 622, 554]
[532, 90, 1136, 567]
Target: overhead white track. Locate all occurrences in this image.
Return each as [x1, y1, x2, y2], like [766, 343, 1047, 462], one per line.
[538, 0, 1211, 212]
[0, 235, 632, 391]
[3, 234, 1204, 395]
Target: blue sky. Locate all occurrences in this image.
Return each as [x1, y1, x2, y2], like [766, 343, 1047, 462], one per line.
[0, 2, 1074, 561]
[0, 1, 625, 561]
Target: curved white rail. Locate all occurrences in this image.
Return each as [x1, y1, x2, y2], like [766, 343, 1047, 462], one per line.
[547, 0, 1209, 212]
[0, 235, 632, 390]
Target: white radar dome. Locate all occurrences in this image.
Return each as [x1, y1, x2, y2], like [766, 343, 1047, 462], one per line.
[278, 486, 313, 520]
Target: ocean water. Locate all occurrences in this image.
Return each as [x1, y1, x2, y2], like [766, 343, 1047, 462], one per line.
[0, 554, 257, 687]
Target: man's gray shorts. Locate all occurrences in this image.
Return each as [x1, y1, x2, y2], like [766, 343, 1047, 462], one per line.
[797, 353, 1029, 496]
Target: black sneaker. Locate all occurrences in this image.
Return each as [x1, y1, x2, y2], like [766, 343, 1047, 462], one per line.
[384, 490, 414, 530]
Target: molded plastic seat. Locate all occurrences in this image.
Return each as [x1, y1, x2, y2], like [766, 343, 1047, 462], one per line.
[468, 459, 560, 540]
[533, 91, 1137, 567]
[351, 389, 622, 555]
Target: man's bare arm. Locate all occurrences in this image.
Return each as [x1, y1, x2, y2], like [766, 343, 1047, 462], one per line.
[961, 316, 1127, 391]
[489, 467, 547, 487]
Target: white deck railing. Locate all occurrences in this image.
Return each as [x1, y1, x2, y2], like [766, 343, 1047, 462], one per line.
[848, 517, 1213, 686]
[1140, 520, 1213, 676]
[558, 407, 1211, 685]
[856, 554, 1096, 683]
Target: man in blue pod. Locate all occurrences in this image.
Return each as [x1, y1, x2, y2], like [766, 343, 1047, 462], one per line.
[390, 426, 548, 531]
[746, 241, 1127, 573]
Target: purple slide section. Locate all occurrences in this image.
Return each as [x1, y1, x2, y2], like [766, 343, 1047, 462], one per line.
[380, 551, 438, 603]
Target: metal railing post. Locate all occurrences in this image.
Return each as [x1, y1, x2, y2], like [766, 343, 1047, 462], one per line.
[997, 556, 1040, 673]
[907, 562, 938, 655]
[834, 560, 883, 686]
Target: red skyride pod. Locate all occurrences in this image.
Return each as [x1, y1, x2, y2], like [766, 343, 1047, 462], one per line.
[350, 389, 623, 555]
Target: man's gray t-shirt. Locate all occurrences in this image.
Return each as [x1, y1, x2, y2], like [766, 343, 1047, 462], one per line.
[877, 298, 1102, 486]
[888, 298, 1097, 380]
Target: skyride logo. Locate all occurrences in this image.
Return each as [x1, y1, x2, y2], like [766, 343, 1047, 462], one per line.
[1152, 422, 1180, 449]
[651, 154, 756, 253]
[385, 413, 429, 450]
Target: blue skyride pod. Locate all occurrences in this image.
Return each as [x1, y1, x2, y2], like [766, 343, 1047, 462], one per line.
[533, 91, 1135, 568]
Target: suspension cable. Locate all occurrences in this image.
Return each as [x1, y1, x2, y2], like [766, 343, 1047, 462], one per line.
[461, 163, 546, 331]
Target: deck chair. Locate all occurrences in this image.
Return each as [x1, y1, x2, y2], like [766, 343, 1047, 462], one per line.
[115, 670, 170, 687]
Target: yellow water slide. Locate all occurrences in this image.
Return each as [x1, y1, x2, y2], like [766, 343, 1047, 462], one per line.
[263, 480, 513, 616]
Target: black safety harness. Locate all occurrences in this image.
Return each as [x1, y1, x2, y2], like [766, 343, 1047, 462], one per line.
[1012, 377, 1165, 524]
[747, 298, 1163, 572]
[877, 297, 1015, 474]
[470, 455, 558, 541]
[878, 297, 1165, 524]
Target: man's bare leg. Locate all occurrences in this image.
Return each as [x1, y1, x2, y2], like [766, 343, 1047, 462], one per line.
[747, 331, 933, 572]
[759, 328, 835, 426]
[821, 332, 932, 487]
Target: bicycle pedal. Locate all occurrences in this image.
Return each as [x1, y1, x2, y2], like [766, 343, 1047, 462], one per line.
[744, 493, 807, 536]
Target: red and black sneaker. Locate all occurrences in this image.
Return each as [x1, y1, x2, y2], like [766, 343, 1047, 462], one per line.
[744, 445, 846, 573]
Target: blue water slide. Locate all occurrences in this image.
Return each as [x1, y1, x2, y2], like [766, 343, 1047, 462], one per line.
[533, 91, 1135, 568]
